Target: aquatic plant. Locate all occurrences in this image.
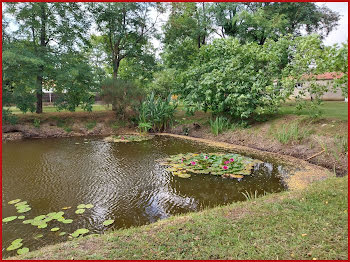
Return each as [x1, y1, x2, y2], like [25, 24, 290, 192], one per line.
[6, 239, 23, 251]
[104, 134, 154, 143]
[103, 220, 115, 226]
[71, 228, 89, 237]
[2, 216, 17, 223]
[160, 152, 262, 179]
[17, 247, 29, 255]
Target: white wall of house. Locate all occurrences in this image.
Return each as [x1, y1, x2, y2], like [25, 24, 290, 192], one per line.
[290, 79, 346, 101]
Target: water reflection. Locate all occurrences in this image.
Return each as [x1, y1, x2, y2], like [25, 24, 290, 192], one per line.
[2, 136, 288, 255]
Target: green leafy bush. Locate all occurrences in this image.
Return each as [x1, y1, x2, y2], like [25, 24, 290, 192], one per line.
[139, 93, 177, 132]
[33, 119, 40, 128]
[2, 108, 18, 125]
[181, 37, 290, 122]
[100, 78, 145, 120]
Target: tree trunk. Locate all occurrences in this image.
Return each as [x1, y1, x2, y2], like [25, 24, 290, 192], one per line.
[36, 3, 46, 114]
[113, 58, 120, 79]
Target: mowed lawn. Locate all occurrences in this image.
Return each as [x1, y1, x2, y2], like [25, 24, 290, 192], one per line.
[279, 101, 348, 121]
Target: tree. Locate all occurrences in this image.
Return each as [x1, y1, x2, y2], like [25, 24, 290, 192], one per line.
[181, 37, 291, 121]
[90, 2, 162, 79]
[4, 2, 91, 113]
[210, 2, 340, 45]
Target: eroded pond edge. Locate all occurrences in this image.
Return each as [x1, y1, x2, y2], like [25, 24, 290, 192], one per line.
[156, 133, 334, 191]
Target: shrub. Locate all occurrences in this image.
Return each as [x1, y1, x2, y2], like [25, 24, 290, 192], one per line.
[138, 93, 177, 132]
[86, 120, 97, 130]
[181, 37, 290, 122]
[100, 78, 145, 120]
[2, 108, 18, 125]
[33, 119, 40, 128]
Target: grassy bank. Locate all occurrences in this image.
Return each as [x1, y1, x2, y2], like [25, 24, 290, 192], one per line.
[12, 176, 348, 260]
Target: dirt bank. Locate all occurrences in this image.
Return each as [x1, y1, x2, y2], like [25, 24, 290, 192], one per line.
[2, 112, 347, 176]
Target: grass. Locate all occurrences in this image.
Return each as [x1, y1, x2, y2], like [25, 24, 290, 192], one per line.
[5, 104, 111, 114]
[270, 121, 314, 144]
[279, 101, 348, 121]
[13, 176, 348, 260]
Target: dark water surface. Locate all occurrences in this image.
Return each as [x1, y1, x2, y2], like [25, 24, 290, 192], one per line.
[2, 136, 289, 256]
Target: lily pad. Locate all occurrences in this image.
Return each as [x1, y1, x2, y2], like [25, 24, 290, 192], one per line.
[103, 219, 115, 226]
[50, 227, 60, 232]
[37, 223, 48, 229]
[85, 204, 94, 209]
[6, 239, 23, 251]
[177, 173, 191, 178]
[33, 234, 43, 239]
[61, 219, 73, 224]
[17, 247, 29, 255]
[2, 216, 17, 223]
[17, 207, 31, 213]
[59, 232, 66, 236]
[75, 209, 85, 214]
[23, 219, 34, 224]
[77, 204, 86, 209]
[8, 199, 21, 205]
[34, 215, 46, 221]
[18, 216, 25, 219]
[71, 228, 89, 237]
[14, 201, 28, 207]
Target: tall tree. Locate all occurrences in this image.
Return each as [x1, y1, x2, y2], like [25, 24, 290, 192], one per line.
[211, 2, 340, 44]
[5, 2, 90, 113]
[90, 2, 162, 79]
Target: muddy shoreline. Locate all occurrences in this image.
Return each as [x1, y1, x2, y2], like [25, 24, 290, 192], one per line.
[2, 119, 348, 176]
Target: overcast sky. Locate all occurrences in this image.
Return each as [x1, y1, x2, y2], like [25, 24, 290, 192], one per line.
[317, 2, 348, 46]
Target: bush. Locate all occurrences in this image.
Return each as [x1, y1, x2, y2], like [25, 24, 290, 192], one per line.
[2, 108, 18, 125]
[138, 93, 177, 132]
[85, 120, 97, 130]
[181, 37, 290, 122]
[100, 78, 145, 120]
[33, 119, 40, 128]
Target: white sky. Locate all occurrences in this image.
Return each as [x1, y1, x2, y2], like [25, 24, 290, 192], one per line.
[317, 2, 348, 46]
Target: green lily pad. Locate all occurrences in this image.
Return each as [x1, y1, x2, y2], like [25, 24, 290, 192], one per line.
[50, 227, 60, 232]
[103, 219, 115, 226]
[17, 247, 29, 255]
[17, 216, 25, 219]
[17, 207, 31, 213]
[57, 217, 65, 222]
[14, 201, 28, 207]
[33, 234, 43, 239]
[71, 228, 89, 237]
[23, 219, 34, 224]
[34, 215, 46, 221]
[77, 204, 86, 209]
[177, 173, 191, 178]
[8, 199, 21, 205]
[6, 239, 23, 251]
[2, 216, 17, 222]
[59, 232, 66, 236]
[37, 223, 47, 229]
[85, 204, 94, 209]
[75, 209, 85, 214]
[61, 219, 73, 224]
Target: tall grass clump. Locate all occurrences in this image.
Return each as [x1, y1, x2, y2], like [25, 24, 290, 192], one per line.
[138, 93, 177, 132]
[209, 116, 230, 136]
[273, 122, 313, 144]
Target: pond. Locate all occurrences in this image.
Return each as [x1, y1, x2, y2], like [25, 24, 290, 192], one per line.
[2, 136, 289, 256]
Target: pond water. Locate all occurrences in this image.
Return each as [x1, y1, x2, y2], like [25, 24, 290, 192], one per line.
[2, 136, 289, 256]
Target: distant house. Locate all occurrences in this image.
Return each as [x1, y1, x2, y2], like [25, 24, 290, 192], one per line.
[291, 72, 346, 101]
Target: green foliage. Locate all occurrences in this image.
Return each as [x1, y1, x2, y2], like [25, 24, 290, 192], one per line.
[161, 152, 262, 178]
[85, 121, 97, 130]
[100, 78, 145, 120]
[209, 117, 230, 136]
[139, 93, 178, 132]
[148, 69, 177, 98]
[272, 122, 313, 145]
[2, 108, 18, 125]
[182, 37, 290, 121]
[33, 119, 40, 128]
